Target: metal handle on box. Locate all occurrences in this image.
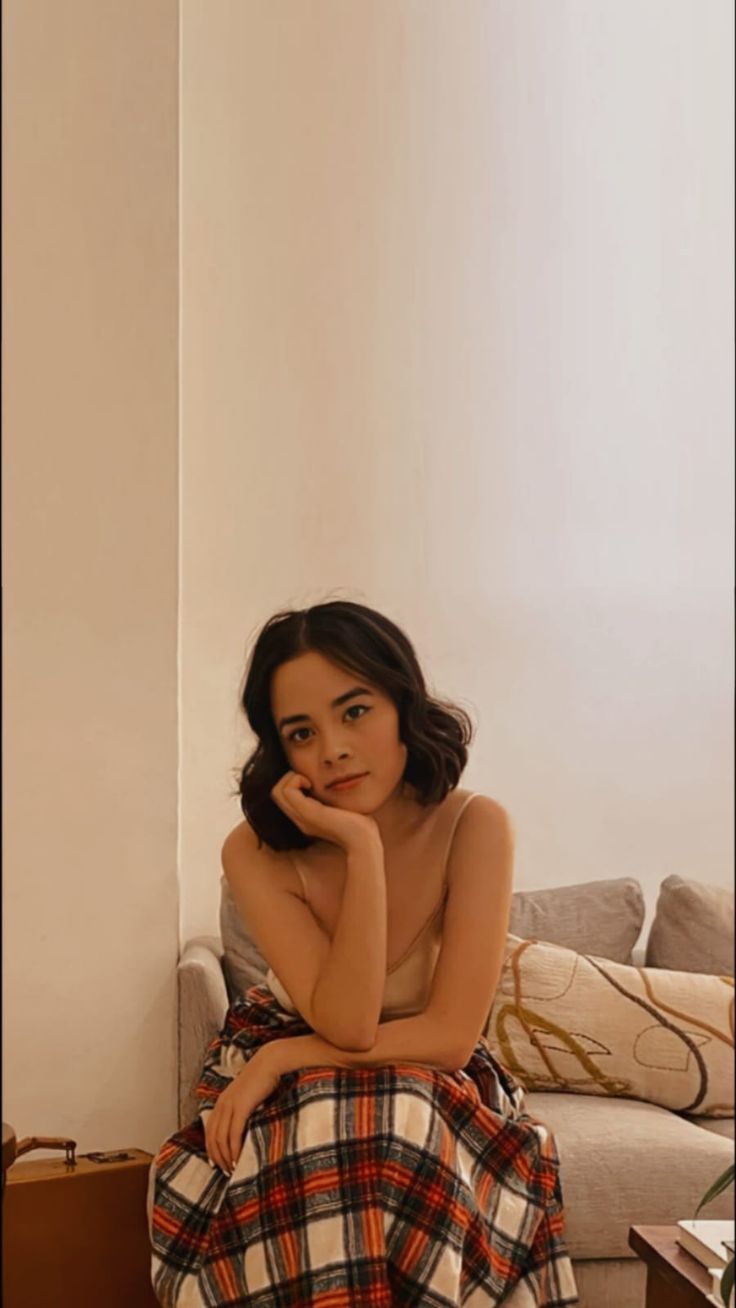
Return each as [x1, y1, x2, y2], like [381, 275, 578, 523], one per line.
[14, 1136, 77, 1166]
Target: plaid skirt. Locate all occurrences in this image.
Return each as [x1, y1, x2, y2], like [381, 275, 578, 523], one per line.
[150, 984, 578, 1307]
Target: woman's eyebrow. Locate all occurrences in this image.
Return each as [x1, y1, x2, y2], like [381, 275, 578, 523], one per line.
[278, 687, 374, 732]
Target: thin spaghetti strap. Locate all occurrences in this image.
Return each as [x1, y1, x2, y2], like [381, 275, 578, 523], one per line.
[288, 852, 310, 902]
[385, 791, 480, 976]
[440, 791, 479, 889]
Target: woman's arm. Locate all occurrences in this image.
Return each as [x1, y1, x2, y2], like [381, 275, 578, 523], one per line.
[201, 1013, 462, 1176]
[308, 832, 387, 1050]
[222, 821, 387, 1051]
[262, 1010, 462, 1078]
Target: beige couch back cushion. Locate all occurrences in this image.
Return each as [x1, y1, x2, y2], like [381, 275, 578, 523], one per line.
[508, 876, 644, 963]
[645, 874, 734, 976]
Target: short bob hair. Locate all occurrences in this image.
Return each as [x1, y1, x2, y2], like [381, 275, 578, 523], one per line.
[232, 599, 475, 851]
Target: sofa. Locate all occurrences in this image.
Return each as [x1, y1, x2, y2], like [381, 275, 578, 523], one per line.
[163, 872, 735, 1308]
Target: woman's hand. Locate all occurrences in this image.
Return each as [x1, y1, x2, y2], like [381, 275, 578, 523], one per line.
[271, 770, 381, 852]
[204, 1049, 282, 1174]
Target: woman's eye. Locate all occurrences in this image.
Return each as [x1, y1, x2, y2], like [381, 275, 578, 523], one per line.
[288, 704, 369, 744]
[345, 704, 369, 723]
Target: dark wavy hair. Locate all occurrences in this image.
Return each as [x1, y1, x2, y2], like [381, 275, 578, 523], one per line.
[230, 599, 475, 851]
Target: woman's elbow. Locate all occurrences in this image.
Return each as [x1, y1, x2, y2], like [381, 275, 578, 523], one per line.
[325, 1017, 377, 1052]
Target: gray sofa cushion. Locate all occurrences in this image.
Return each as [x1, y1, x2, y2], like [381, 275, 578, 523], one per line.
[645, 873, 735, 976]
[220, 873, 646, 1002]
[220, 876, 270, 1002]
[509, 876, 645, 963]
[526, 1091, 735, 1260]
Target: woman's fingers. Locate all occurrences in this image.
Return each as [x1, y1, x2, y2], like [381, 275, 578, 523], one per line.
[204, 1121, 220, 1171]
[216, 1112, 234, 1173]
[270, 777, 293, 819]
[271, 773, 311, 830]
[206, 1105, 247, 1176]
[272, 772, 309, 811]
[227, 1114, 247, 1171]
[206, 1105, 233, 1174]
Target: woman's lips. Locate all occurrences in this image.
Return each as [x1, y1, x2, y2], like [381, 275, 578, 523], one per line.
[329, 774, 368, 792]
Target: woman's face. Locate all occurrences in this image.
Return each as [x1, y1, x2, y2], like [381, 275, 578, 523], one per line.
[270, 650, 408, 807]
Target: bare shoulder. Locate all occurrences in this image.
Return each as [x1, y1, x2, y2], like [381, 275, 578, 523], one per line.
[440, 792, 515, 901]
[456, 791, 516, 843]
[221, 819, 287, 881]
[222, 817, 258, 859]
[468, 791, 513, 819]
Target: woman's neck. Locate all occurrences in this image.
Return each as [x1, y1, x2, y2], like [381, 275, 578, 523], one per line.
[370, 782, 431, 849]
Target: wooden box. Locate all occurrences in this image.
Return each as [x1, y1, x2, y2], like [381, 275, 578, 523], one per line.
[3, 1147, 159, 1307]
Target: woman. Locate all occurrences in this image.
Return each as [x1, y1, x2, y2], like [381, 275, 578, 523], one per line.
[150, 600, 578, 1306]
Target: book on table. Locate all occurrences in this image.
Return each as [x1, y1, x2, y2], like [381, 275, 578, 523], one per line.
[706, 1265, 726, 1308]
[676, 1220, 735, 1270]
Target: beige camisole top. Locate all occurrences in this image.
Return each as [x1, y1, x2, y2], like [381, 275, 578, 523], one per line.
[265, 791, 479, 1022]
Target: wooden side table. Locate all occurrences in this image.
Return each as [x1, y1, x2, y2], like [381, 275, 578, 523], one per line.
[629, 1225, 719, 1308]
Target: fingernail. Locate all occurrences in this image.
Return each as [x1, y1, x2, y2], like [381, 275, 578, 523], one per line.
[207, 1158, 214, 1169]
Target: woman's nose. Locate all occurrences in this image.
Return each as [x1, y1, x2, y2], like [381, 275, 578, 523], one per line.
[320, 741, 350, 766]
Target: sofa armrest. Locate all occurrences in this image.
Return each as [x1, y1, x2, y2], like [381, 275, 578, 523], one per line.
[177, 936, 229, 1129]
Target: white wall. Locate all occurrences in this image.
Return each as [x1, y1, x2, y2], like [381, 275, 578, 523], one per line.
[4, 1, 732, 1163]
[180, 0, 733, 949]
[3, 1, 180, 1154]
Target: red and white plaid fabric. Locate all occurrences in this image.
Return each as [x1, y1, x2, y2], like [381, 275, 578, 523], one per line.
[150, 984, 578, 1306]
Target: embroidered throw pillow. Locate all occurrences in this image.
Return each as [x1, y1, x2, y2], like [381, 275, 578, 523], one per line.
[484, 935, 734, 1118]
